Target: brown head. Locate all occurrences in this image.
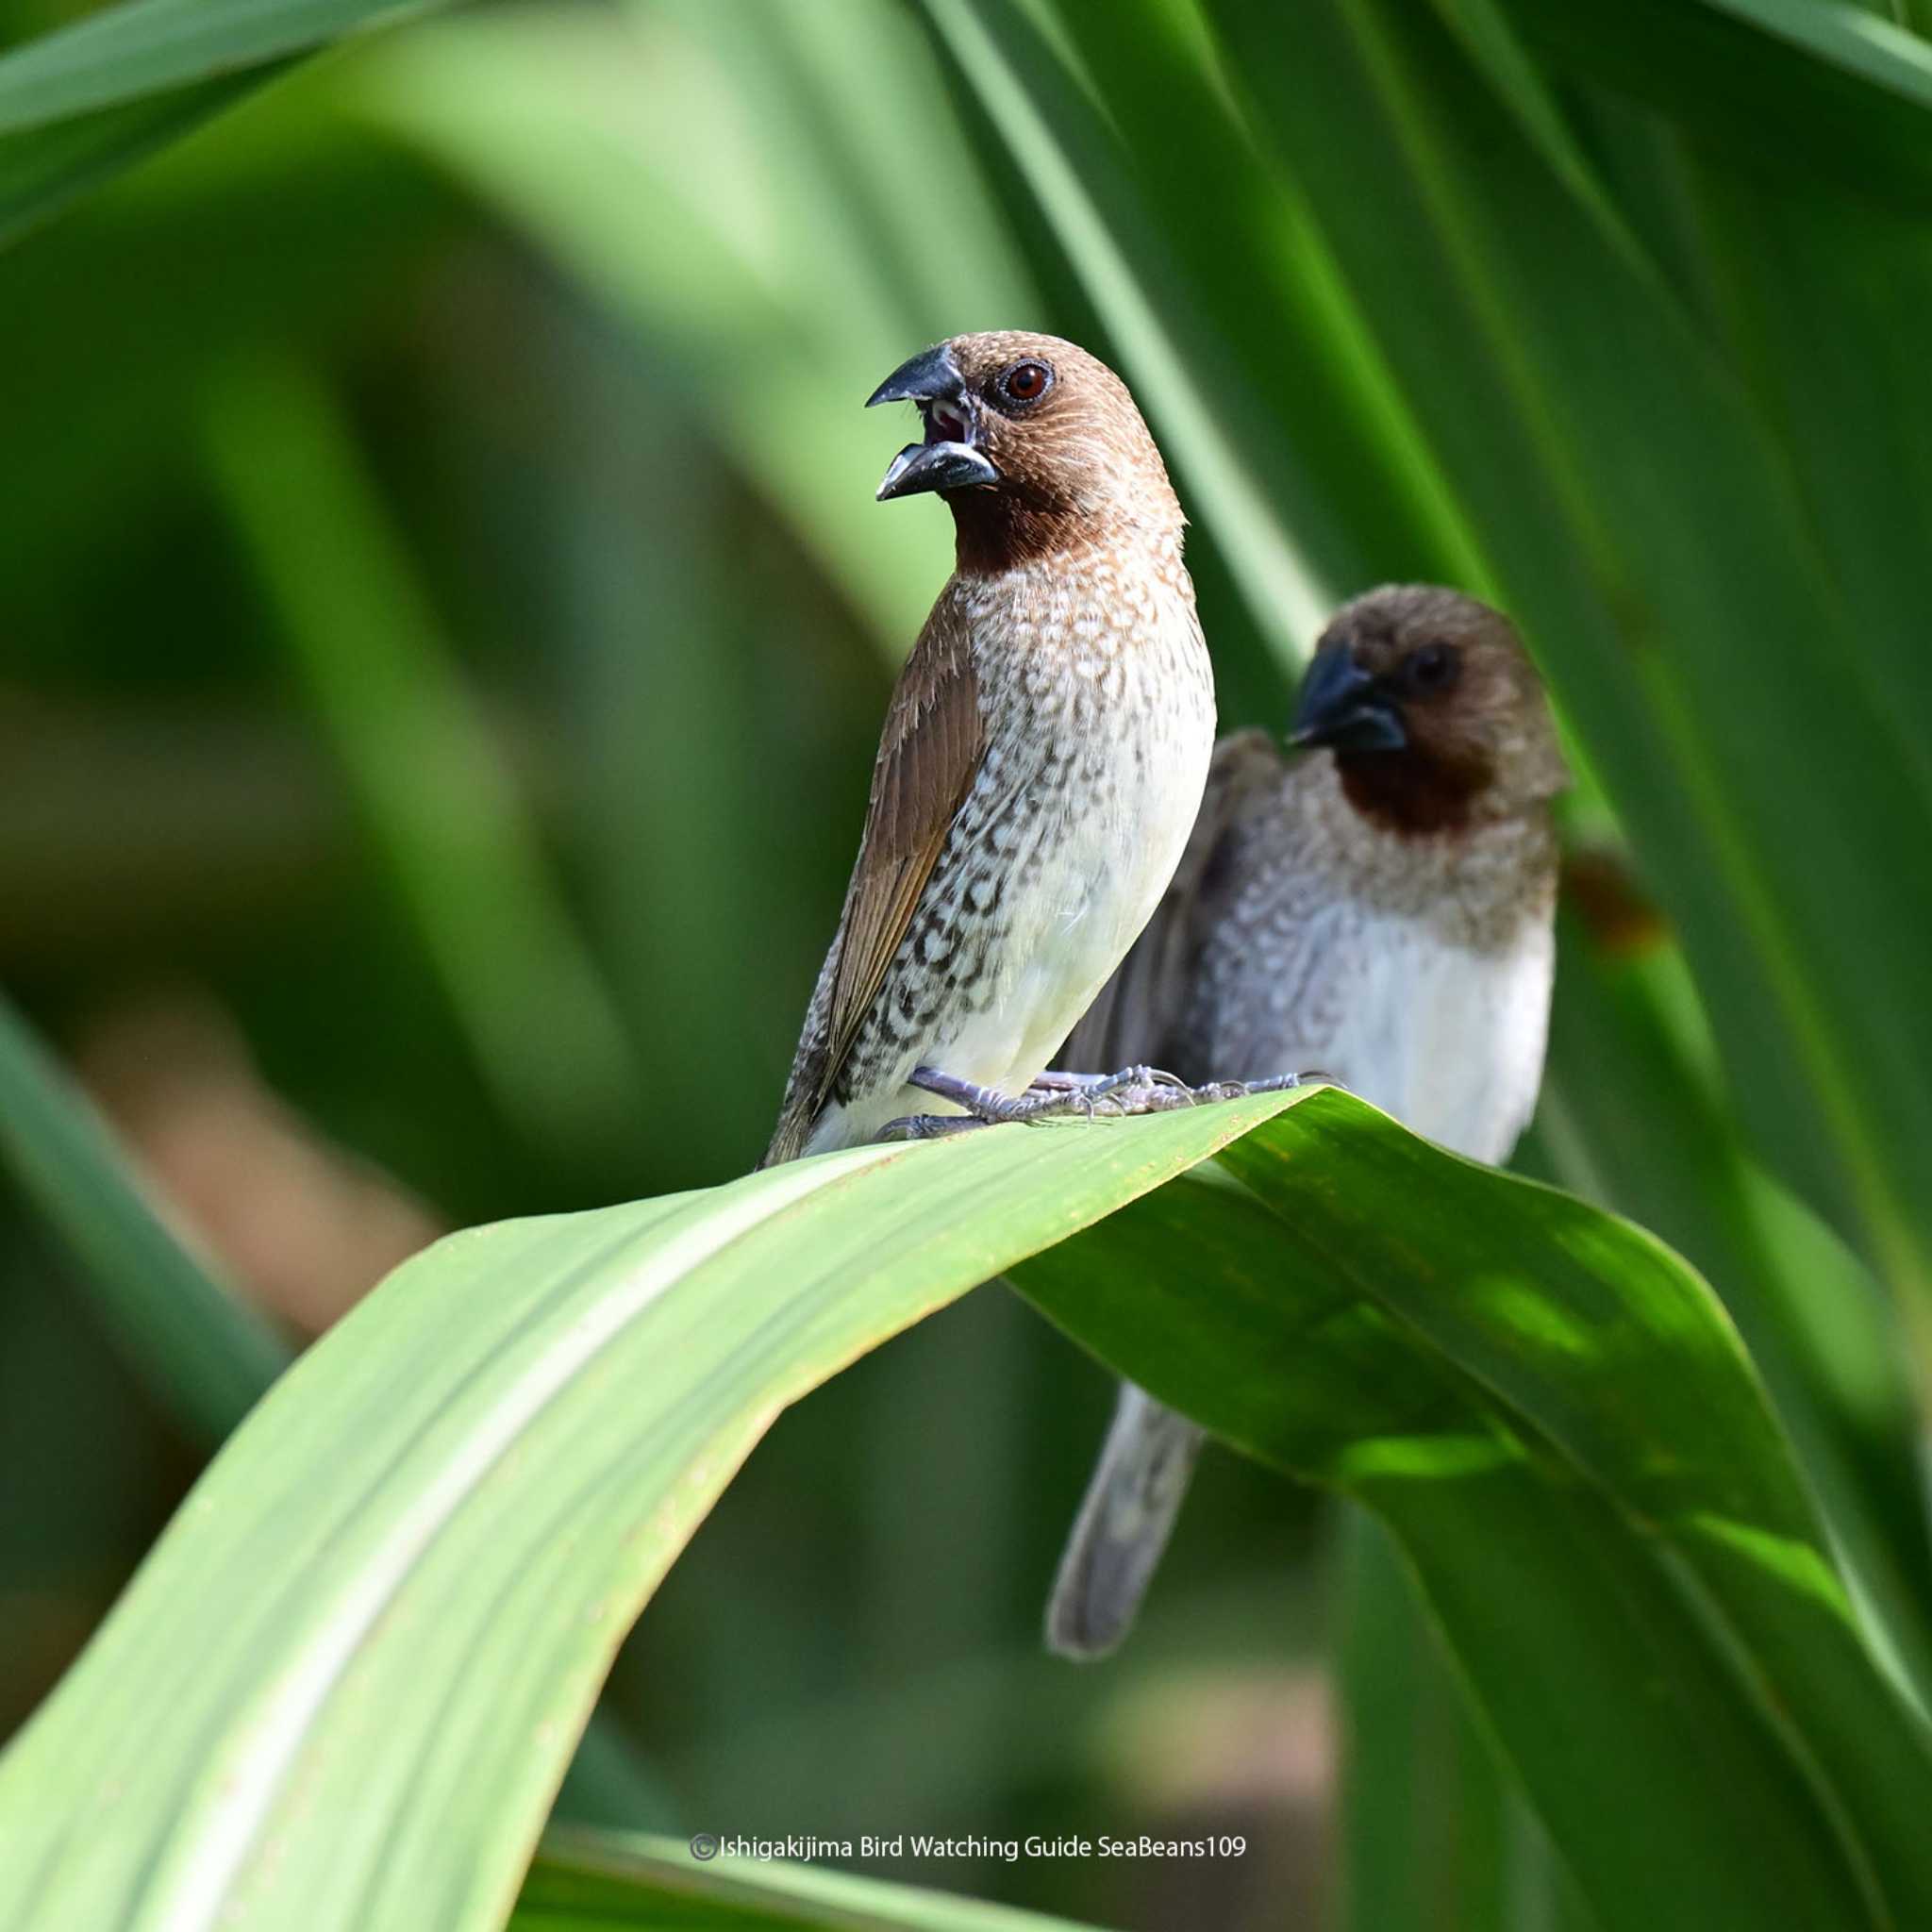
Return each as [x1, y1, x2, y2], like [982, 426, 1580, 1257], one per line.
[1291, 586, 1569, 836]
[866, 331, 1181, 573]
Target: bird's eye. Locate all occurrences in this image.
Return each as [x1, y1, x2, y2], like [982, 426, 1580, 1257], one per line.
[1404, 642, 1460, 693]
[999, 359, 1053, 406]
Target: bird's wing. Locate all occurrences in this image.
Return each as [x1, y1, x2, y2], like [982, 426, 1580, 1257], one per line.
[763, 602, 986, 1164]
[1055, 727, 1285, 1079]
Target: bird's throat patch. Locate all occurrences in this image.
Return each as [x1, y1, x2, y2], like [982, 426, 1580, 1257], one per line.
[1337, 744, 1492, 838]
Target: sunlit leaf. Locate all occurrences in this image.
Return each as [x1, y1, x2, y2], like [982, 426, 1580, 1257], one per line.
[4, 1093, 1926, 1932]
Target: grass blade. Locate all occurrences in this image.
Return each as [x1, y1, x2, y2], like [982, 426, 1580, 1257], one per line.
[0, 988, 288, 1442]
[201, 355, 645, 1172]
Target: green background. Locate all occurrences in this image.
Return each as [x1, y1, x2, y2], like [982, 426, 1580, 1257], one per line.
[4, 1, 1931, 1927]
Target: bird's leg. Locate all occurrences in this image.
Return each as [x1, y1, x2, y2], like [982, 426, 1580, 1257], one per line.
[1067, 1067, 1339, 1110]
[875, 1111, 999, 1143]
[1062, 1064, 1191, 1104]
[1180, 1069, 1337, 1101]
[1023, 1070, 1115, 1092]
[907, 1065, 1058, 1123]
[1016, 1069, 1159, 1115]
[888, 1066, 1338, 1141]
[911, 1062, 1190, 1124]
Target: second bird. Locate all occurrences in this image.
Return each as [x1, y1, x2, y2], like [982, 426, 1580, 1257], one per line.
[1046, 584, 1570, 1657]
[763, 333, 1215, 1165]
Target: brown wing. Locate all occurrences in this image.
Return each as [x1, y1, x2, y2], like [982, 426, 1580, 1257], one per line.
[762, 602, 986, 1165]
[1055, 727, 1284, 1083]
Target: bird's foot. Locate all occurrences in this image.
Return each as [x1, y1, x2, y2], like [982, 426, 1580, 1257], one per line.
[1223, 1069, 1335, 1096]
[882, 1067, 1335, 1143]
[907, 1064, 1078, 1124]
[1169, 1069, 1336, 1103]
[908, 1062, 1191, 1125]
[875, 1111, 998, 1143]
[1069, 1068, 1338, 1113]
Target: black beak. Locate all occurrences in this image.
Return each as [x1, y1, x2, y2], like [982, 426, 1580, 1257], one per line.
[867, 343, 999, 502]
[1290, 647, 1407, 753]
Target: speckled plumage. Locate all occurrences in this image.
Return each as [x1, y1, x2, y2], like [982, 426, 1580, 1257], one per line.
[1169, 735, 1557, 1149]
[1048, 586, 1568, 1657]
[763, 334, 1215, 1166]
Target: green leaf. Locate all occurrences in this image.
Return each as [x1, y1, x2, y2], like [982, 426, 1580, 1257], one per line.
[200, 355, 647, 1173]
[1054, 0, 1932, 1308]
[916, 0, 1354, 660]
[0, 987, 669, 1833]
[1334, 1510, 1584, 1932]
[0, 1093, 1302, 1932]
[0, 0, 442, 242]
[0, 0, 425, 132]
[349, 0, 1026, 658]
[0, 70, 266, 245]
[1483, 0, 1932, 210]
[5, 1092, 1927, 1932]
[1531, 917, 1932, 1701]
[1011, 1095, 1932, 1932]
[514, 1827, 1110, 1931]
[0, 986, 288, 1443]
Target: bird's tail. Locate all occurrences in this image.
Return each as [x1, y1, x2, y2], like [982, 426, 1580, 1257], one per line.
[1046, 1383, 1204, 1659]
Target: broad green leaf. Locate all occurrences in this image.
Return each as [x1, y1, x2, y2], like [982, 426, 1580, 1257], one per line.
[514, 1827, 1109, 1931]
[1532, 915, 1932, 1701]
[0, 1092, 1304, 1932]
[1012, 1096, 1932, 1931]
[6, 1091, 1928, 1932]
[1335, 1511, 1586, 1932]
[0, 0, 443, 242]
[928, 0, 1932, 1745]
[0, 990, 668, 1828]
[1334, 1510, 1507, 1932]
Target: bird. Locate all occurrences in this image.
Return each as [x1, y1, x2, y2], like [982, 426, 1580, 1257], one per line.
[761, 332, 1217, 1167]
[1044, 583, 1570, 1657]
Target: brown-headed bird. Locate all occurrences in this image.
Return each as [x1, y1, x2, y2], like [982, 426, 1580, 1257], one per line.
[1045, 584, 1569, 1657]
[761, 333, 1215, 1166]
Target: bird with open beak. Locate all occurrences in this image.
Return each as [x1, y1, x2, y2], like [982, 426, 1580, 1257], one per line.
[1045, 584, 1571, 1657]
[761, 332, 1216, 1165]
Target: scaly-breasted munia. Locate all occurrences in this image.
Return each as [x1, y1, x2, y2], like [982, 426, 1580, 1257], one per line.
[762, 333, 1215, 1166]
[1046, 584, 1571, 1657]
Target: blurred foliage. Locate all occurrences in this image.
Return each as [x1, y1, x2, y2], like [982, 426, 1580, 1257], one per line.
[2, 0, 1930, 1927]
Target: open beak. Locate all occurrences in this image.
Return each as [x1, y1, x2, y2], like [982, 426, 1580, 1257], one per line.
[867, 343, 999, 502]
[1290, 646, 1407, 753]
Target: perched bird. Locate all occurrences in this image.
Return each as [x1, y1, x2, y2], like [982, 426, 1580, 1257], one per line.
[1045, 584, 1570, 1657]
[762, 332, 1216, 1166]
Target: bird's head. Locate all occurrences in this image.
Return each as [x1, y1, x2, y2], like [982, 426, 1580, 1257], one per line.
[867, 331, 1178, 571]
[1290, 586, 1568, 834]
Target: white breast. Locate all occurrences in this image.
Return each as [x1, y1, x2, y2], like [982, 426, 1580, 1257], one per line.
[976, 722, 1210, 1094]
[1309, 908, 1554, 1165]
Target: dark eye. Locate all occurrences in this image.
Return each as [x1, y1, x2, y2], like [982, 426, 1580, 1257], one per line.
[1405, 641, 1459, 692]
[998, 359, 1053, 406]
